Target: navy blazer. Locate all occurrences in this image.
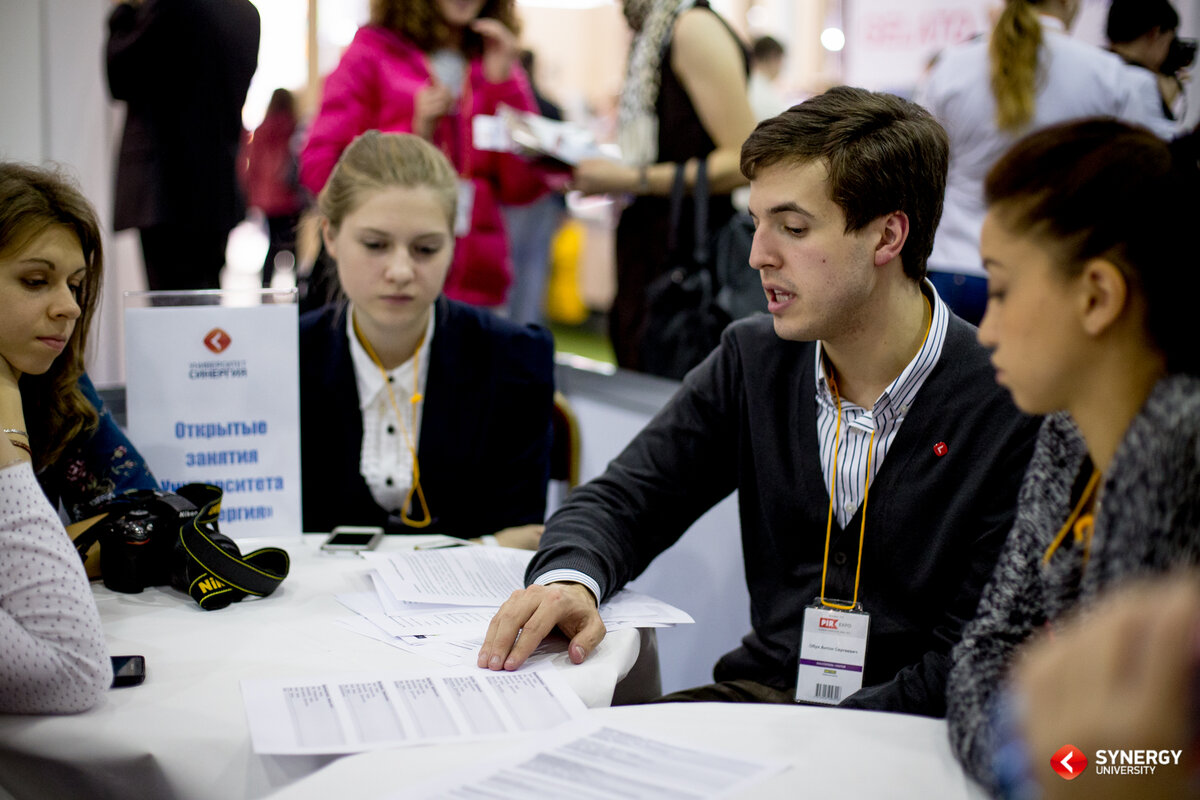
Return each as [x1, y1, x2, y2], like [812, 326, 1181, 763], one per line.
[299, 297, 555, 537]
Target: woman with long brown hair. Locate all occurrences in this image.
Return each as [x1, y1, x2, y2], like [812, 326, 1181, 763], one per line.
[0, 163, 156, 521]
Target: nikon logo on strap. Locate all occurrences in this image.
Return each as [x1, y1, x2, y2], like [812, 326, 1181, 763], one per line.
[176, 483, 289, 611]
[195, 577, 227, 594]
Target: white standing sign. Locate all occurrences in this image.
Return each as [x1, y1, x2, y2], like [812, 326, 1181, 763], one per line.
[125, 294, 301, 540]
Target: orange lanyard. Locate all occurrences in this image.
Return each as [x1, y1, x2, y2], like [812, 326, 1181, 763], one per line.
[819, 384, 875, 611]
[1042, 470, 1101, 568]
[818, 296, 932, 610]
[352, 312, 432, 528]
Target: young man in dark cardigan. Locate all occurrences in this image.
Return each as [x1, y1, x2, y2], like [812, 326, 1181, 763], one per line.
[478, 87, 1039, 716]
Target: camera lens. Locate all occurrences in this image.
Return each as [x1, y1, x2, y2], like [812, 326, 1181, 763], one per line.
[122, 509, 152, 543]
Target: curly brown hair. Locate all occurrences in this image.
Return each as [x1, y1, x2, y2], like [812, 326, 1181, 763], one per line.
[0, 163, 103, 472]
[369, 0, 521, 55]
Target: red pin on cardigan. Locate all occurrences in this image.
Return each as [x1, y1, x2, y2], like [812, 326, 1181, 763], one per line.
[933, 441, 948, 457]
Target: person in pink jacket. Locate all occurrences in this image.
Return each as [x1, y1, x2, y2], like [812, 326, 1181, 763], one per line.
[300, 0, 547, 309]
[242, 88, 308, 288]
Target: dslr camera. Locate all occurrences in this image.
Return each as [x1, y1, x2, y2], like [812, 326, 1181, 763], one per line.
[87, 487, 241, 595]
[75, 483, 289, 609]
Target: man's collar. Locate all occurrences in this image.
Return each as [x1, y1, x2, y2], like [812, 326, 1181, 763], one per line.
[813, 280, 948, 413]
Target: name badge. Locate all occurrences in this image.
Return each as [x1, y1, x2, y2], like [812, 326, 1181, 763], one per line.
[454, 179, 475, 238]
[795, 604, 870, 705]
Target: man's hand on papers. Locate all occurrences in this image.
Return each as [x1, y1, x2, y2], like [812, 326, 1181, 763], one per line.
[477, 582, 605, 671]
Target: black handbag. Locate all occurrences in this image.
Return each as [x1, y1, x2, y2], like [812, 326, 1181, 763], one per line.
[640, 160, 764, 380]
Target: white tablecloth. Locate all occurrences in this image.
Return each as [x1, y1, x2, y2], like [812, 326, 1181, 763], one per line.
[264, 702, 990, 799]
[0, 535, 645, 800]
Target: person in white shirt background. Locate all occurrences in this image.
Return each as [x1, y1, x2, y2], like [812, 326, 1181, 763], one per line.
[918, 0, 1180, 325]
[747, 35, 789, 122]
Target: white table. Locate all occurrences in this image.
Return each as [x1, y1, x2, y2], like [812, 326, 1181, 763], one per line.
[0, 535, 647, 800]
[264, 702, 990, 799]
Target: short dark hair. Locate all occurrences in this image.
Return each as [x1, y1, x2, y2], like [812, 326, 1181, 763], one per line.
[1106, 0, 1179, 44]
[751, 35, 785, 64]
[739, 86, 949, 282]
[986, 118, 1200, 375]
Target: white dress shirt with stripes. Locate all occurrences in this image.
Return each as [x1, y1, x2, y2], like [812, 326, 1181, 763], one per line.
[817, 282, 949, 528]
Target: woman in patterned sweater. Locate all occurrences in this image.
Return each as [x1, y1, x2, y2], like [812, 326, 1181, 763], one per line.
[946, 118, 1200, 793]
[0, 432, 110, 713]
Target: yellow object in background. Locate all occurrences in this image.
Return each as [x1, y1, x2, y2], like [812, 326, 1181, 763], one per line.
[545, 218, 588, 325]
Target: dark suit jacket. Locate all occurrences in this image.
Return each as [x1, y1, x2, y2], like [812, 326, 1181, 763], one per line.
[299, 297, 555, 537]
[106, 0, 260, 233]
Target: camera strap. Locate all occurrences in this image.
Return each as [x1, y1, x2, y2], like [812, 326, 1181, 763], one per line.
[175, 485, 290, 610]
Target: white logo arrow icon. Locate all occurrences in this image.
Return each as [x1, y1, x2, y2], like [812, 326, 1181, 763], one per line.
[1060, 751, 1075, 774]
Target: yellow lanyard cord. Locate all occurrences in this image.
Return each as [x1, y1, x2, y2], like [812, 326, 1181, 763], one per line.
[818, 295, 932, 611]
[352, 312, 432, 528]
[819, 385, 875, 611]
[1042, 470, 1101, 568]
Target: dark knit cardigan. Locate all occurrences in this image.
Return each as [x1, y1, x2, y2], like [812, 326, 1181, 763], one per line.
[947, 374, 1200, 789]
[527, 312, 1039, 715]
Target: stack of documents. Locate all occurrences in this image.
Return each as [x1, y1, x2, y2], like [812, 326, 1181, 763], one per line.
[242, 664, 590, 754]
[334, 545, 693, 667]
[403, 721, 790, 799]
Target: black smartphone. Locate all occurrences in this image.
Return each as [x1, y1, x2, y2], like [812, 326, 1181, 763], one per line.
[111, 655, 146, 688]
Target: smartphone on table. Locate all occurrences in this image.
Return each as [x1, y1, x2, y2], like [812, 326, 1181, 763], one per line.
[320, 526, 384, 553]
[111, 655, 146, 688]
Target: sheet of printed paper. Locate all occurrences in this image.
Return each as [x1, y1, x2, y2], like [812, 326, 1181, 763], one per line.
[600, 590, 695, 626]
[399, 721, 791, 799]
[361, 547, 534, 606]
[240, 664, 585, 754]
[339, 590, 692, 639]
[333, 617, 479, 666]
[337, 592, 496, 638]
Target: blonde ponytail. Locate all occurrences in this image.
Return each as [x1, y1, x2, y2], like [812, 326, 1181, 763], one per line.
[989, 0, 1043, 131]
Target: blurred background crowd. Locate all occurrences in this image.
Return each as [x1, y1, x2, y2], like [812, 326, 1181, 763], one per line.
[2, 0, 1196, 387]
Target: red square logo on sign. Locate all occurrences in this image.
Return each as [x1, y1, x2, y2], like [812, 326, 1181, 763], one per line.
[1050, 744, 1088, 780]
[819, 617, 838, 630]
[204, 328, 232, 354]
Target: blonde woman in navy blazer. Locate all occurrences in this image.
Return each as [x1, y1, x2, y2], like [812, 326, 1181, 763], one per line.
[299, 132, 553, 546]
